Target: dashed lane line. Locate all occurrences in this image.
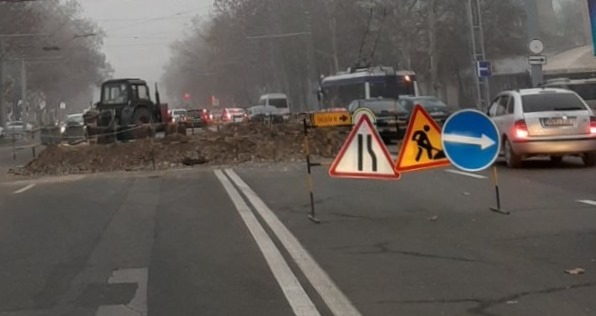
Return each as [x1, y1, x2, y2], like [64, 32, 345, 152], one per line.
[224, 169, 362, 316]
[577, 200, 596, 207]
[445, 169, 488, 179]
[215, 170, 320, 316]
[13, 184, 35, 194]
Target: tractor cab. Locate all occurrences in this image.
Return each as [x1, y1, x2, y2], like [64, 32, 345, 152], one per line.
[98, 79, 152, 109]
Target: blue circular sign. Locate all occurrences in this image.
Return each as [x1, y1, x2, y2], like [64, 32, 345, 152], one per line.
[441, 110, 501, 172]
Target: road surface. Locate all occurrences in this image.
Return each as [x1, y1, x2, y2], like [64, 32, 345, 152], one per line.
[0, 157, 595, 316]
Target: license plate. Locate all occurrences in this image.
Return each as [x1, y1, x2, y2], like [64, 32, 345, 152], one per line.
[543, 117, 576, 127]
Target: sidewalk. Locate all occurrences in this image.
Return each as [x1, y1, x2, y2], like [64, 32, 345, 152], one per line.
[0, 139, 41, 182]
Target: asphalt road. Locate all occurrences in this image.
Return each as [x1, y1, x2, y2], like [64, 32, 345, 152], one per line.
[0, 156, 595, 316]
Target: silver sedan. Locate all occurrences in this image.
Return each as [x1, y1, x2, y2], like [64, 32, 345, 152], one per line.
[487, 88, 596, 168]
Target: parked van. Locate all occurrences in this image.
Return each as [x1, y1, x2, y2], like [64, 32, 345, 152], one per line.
[258, 93, 290, 120]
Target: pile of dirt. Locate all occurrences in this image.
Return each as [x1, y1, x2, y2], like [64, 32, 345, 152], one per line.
[16, 123, 348, 176]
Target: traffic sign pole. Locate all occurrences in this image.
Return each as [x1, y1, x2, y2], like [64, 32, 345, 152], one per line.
[489, 166, 509, 215]
[443, 110, 510, 215]
[303, 118, 320, 223]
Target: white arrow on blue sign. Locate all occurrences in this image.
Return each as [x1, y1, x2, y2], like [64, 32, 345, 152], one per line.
[441, 110, 501, 172]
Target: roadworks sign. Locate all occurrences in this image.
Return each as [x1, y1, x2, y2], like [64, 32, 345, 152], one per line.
[394, 104, 450, 173]
[329, 115, 399, 180]
[311, 111, 351, 127]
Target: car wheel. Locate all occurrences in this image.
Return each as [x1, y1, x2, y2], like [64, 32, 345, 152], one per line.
[550, 156, 563, 165]
[582, 151, 596, 167]
[504, 139, 522, 168]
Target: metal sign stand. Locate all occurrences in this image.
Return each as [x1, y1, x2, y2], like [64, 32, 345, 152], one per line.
[303, 119, 321, 223]
[489, 166, 509, 215]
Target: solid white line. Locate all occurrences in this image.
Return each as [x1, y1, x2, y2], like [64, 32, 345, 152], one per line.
[224, 169, 362, 316]
[445, 169, 487, 179]
[577, 200, 596, 207]
[214, 170, 320, 316]
[96, 268, 148, 316]
[13, 184, 35, 194]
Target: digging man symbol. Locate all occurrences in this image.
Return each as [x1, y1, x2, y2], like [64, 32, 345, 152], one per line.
[412, 125, 446, 161]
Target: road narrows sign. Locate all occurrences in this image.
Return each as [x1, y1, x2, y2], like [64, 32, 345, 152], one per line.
[329, 115, 400, 180]
[394, 105, 450, 173]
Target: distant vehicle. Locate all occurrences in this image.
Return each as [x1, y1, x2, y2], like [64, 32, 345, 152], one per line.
[84, 78, 169, 143]
[320, 65, 419, 109]
[210, 108, 223, 124]
[186, 109, 210, 127]
[487, 88, 596, 168]
[5, 121, 33, 138]
[170, 109, 188, 124]
[540, 77, 596, 109]
[222, 108, 248, 124]
[246, 105, 283, 123]
[348, 98, 410, 143]
[258, 94, 290, 121]
[398, 96, 453, 126]
[61, 114, 87, 144]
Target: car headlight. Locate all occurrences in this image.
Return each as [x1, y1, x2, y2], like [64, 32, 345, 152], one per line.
[60, 126, 66, 133]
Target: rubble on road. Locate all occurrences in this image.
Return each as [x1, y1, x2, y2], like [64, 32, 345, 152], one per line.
[13, 123, 349, 176]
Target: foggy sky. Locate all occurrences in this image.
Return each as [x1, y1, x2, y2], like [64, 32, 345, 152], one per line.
[78, 0, 213, 94]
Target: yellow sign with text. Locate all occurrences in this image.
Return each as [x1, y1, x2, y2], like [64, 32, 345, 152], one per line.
[395, 105, 450, 172]
[311, 111, 352, 127]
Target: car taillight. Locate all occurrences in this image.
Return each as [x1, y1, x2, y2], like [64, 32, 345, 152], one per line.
[590, 116, 596, 134]
[514, 119, 528, 139]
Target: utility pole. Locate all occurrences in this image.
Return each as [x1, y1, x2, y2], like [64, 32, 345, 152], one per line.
[467, 0, 490, 109]
[20, 58, 27, 122]
[302, 0, 318, 111]
[523, 0, 543, 87]
[428, 0, 440, 98]
[0, 39, 5, 128]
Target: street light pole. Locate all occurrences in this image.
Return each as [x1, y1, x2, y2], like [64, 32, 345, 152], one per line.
[523, 0, 543, 87]
[0, 39, 5, 128]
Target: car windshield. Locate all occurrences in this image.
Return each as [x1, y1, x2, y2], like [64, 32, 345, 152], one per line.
[228, 108, 245, 114]
[187, 110, 202, 117]
[416, 98, 447, 108]
[66, 115, 84, 124]
[522, 93, 587, 113]
[269, 98, 288, 108]
[361, 100, 406, 112]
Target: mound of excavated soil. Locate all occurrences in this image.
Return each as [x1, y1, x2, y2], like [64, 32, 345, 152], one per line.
[16, 123, 348, 176]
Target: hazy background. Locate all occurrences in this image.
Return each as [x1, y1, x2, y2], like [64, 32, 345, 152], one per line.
[78, 0, 213, 93]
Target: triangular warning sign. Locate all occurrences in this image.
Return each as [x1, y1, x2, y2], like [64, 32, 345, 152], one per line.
[329, 115, 400, 180]
[394, 105, 450, 173]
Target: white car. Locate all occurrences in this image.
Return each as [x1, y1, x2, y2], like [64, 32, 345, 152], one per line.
[487, 88, 596, 168]
[170, 109, 188, 124]
[5, 121, 33, 138]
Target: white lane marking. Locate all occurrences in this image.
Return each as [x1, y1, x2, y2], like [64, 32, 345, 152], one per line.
[445, 169, 487, 179]
[577, 200, 596, 207]
[224, 169, 362, 316]
[215, 170, 320, 316]
[13, 184, 35, 194]
[96, 268, 148, 316]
